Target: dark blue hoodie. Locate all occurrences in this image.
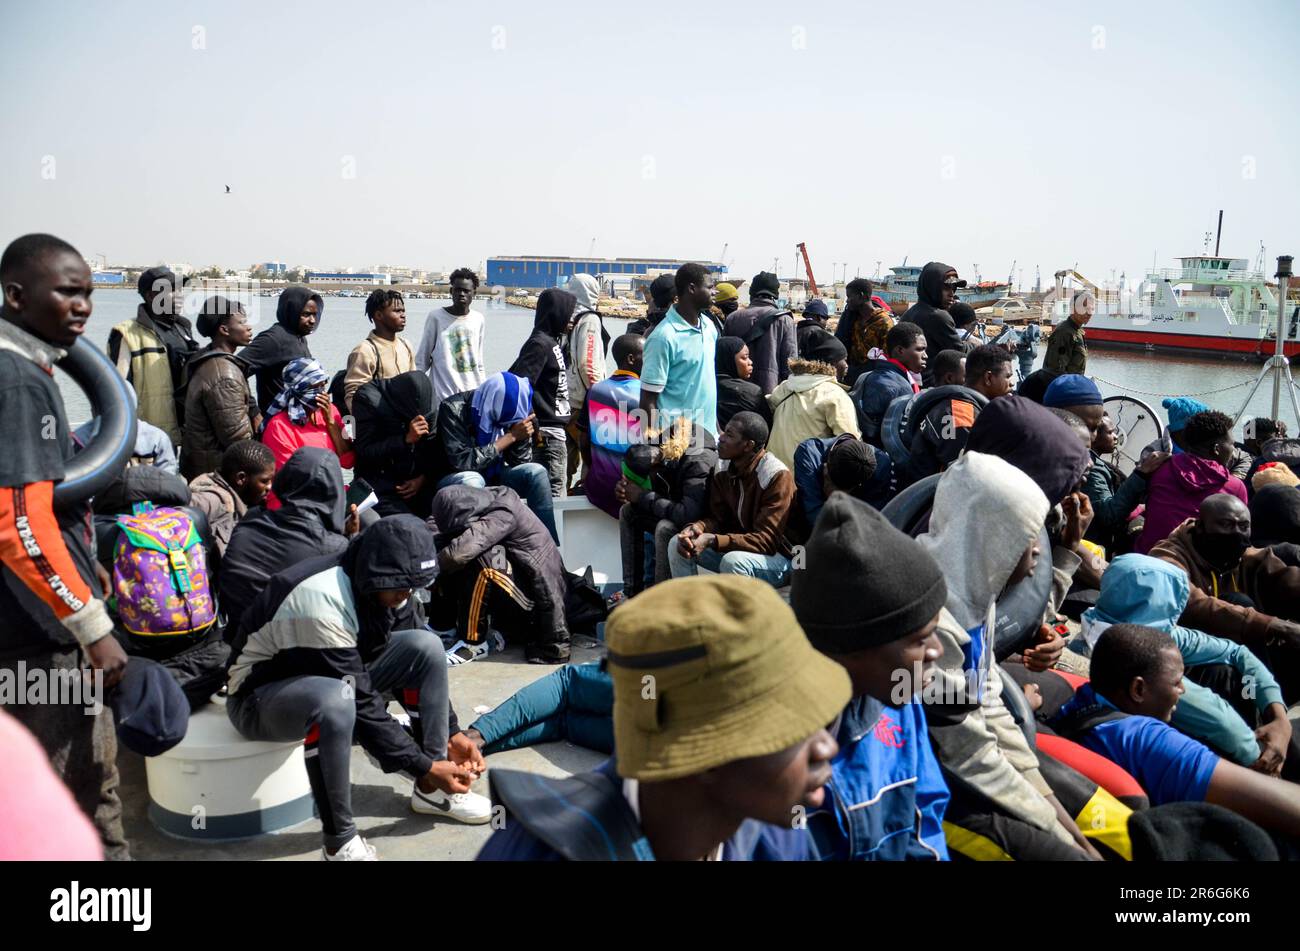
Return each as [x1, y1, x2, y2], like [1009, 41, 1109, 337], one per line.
[226, 515, 451, 777]
[509, 288, 574, 427]
[902, 262, 965, 386]
[237, 286, 322, 415]
[476, 759, 815, 861]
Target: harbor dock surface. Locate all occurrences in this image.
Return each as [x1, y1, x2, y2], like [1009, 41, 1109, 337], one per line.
[119, 643, 603, 861]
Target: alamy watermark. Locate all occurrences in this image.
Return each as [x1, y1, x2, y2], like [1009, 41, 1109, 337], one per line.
[0, 660, 103, 714]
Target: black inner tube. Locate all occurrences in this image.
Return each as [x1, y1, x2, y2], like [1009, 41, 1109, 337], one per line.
[54, 338, 137, 508]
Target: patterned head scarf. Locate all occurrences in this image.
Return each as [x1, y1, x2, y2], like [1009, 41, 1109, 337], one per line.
[471, 372, 533, 447]
[470, 372, 533, 478]
[266, 357, 330, 427]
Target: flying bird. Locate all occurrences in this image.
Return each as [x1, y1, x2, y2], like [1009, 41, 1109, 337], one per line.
[224, 185, 231, 194]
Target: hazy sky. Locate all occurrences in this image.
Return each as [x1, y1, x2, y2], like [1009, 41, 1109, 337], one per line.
[3, 0, 1298, 288]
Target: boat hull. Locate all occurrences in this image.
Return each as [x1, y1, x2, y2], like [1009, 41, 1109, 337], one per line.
[1084, 325, 1300, 360]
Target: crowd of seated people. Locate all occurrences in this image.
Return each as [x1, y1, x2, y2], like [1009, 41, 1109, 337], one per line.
[6, 234, 1300, 864]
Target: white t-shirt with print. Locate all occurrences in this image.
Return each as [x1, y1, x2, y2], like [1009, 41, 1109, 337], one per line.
[416, 307, 487, 413]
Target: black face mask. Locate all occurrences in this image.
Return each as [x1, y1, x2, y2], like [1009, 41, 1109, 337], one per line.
[1193, 528, 1250, 571]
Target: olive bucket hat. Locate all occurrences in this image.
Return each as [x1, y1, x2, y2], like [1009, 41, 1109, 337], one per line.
[605, 575, 850, 782]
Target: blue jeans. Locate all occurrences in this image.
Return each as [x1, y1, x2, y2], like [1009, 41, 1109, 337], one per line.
[667, 544, 792, 587]
[1018, 352, 1036, 381]
[468, 661, 613, 754]
[436, 463, 559, 543]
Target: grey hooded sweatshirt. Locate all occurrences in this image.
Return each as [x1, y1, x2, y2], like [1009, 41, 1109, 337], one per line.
[916, 451, 1072, 842]
[564, 273, 610, 412]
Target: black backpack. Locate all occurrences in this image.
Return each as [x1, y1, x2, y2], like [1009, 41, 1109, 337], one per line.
[563, 565, 609, 638]
[1261, 437, 1300, 471]
[740, 307, 793, 345]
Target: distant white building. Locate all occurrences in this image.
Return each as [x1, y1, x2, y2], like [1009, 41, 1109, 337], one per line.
[306, 271, 393, 285]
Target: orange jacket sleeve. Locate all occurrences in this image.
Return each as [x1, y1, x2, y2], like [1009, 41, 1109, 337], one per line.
[0, 481, 113, 647]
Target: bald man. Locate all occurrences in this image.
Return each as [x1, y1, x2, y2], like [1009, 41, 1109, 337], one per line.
[1151, 493, 1300, 666]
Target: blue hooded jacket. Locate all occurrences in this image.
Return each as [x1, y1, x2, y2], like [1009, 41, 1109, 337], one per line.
[791, 435, 895, 535]
[850, 360, 915, 446]
[476, 760, 815, 861]
[809, 695, 949, 862]
[1079, 554, 1283, 766]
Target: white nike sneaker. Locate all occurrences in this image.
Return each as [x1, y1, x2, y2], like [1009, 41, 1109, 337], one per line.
[323, 835, 378, 861]
[411, 785, 493, 824]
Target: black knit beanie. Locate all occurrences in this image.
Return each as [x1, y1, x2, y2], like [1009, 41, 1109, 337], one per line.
[791, 493, 947, 652]
[805, 333, 847, 366]
[751, 271, 780, 298]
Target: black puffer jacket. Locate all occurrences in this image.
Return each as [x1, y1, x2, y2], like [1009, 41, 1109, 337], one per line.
[237, 286, 321, 414]
[181, 346, 256, 479]
[626, 429, 719, 530]
[903, 262, 966, 386]
[428, 485, 569, 654]
[433, 389, 533, 482]
[220, 447, 349, 638]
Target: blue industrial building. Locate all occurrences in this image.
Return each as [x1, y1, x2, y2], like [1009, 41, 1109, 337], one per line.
[92, 271, 126, 285]
[486, 256, 726, 290]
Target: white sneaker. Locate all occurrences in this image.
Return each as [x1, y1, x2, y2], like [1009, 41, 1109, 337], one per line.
[445, 639, 490, 666]
[411, 785, 493, 824]
[323, 835, 377, 861]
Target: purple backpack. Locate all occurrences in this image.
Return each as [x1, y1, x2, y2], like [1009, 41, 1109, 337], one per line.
[112, 505, 216, 638]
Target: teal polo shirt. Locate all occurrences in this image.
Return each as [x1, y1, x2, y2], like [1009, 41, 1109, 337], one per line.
[640, 305, 718, 437]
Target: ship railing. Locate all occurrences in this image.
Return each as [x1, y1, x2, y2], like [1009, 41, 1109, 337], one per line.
[1147, 267, 1265, 283]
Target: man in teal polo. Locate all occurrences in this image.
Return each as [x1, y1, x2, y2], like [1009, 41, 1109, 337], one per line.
[639, 263, 718, 439]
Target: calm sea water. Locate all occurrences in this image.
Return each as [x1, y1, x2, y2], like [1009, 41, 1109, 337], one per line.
[58, 289, 543, 424]
[58, 289, 1297, 432]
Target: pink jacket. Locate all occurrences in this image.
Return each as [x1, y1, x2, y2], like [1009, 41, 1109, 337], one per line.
[262, 406, 355, 510]
[0, 710, 102, 859]
[1134, 453, 1247, 554]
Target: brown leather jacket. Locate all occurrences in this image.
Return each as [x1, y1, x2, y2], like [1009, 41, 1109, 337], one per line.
[690, 449, 795, 557]
[181, 347, 256, 480]
[1150, 517, 1300, 643]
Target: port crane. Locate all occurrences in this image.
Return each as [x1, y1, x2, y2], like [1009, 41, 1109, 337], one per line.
[796, 242, 820, 297]
[1043, 267, 1101, 309]
[1053, 267, 1100, 292]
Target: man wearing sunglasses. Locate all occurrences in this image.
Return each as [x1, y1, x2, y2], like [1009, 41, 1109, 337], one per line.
[902, 262, 969, 387]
